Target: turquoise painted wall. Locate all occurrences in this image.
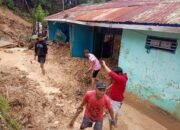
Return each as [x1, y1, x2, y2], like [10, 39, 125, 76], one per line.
[48, 21, 69, 42]
[71, 24, 94, 57]
[120, 29, 180, 119]
[48, 21, 57, 40]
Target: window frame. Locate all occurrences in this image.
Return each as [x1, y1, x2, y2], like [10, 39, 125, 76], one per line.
[145, 36, 178, 53]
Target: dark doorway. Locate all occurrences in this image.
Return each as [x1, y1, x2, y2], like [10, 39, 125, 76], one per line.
[93, 27, 122, 61]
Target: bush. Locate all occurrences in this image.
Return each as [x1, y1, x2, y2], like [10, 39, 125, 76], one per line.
[0, 96, 22, 130]
[0, 96, 10, 113]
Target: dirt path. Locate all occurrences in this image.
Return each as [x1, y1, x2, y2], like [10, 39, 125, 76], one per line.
[0, 46, 179, 130]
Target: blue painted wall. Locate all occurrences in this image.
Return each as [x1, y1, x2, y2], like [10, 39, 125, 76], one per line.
[120, 29, 180, 119]
[48, 21, 57, 40]
[48, 21, 69, 42]
[69, 24, 72, 43]
[71, 24, 94, 57]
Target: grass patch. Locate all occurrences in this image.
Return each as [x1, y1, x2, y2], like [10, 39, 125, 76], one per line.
[0, 96, 22, 130]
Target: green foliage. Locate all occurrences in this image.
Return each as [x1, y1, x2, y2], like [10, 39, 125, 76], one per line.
[0, 96, 22, 130]
[35, 5, 48, 22]
[31, 0, 111, 14]
[0, 96, 10, 113]
[1, 0, 111, 15]
[0, 0, 3, 5]
[0, 0, 14, 8]
[6, 0, 14, 9]
[2, 113, 22, 130]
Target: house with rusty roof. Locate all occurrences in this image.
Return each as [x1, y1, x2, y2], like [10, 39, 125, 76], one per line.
[46, 0, 180, 120]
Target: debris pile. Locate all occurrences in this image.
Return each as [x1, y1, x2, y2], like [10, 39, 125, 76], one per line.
[0, 43, 118, 129]
[51, 44, 91, 93]
[0, 7, 32, 48]
[0, 67, 51, 129]
[51, 44, 117, 93]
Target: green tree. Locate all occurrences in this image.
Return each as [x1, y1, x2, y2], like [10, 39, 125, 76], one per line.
[35, 5, 48, 22]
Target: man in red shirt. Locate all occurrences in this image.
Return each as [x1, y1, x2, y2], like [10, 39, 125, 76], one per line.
[101, 60, 128, 129]
[78, 82, 115, 130]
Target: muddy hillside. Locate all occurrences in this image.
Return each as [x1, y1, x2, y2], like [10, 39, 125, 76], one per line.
[0, 7, 32, 47]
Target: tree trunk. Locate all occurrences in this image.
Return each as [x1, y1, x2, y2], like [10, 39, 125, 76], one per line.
[24, 0, 32, 16]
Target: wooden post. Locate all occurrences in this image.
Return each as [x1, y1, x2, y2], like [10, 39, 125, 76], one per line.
[62, 0, 64, 11]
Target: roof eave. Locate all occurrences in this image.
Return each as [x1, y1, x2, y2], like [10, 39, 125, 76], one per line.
[45, 19, 180, 34]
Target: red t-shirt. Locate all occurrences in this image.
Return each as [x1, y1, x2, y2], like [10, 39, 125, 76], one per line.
[109, 71, 128, 102]
[83, 90, 112, 121]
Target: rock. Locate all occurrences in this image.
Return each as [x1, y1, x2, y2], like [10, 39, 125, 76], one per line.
[27, 124, 33, 128]
[0, 40, 14, 48]
[56, 103, 64, 107]
[59, 90, 62, 94]
[4, 49, 13, 53]
[57, 93, 63, 98]
[48, 111, 55, 118]
[21, 116, 29, 125]
[42, 102, 47, 108]
[62, 94, 67, 98]
[49, 92, 56, 96]
[75, 90, 83, 96]
[20, 75, 26, 79]
[53, 121, 59, 125]
[67, 100, 72, 104]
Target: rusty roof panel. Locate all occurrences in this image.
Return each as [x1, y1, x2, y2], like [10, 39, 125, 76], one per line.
[46, 0, 180, 25]
[131, 3, 180, 24]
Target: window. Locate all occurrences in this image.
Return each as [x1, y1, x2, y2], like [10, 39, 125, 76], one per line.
[146, 36, 177, 53]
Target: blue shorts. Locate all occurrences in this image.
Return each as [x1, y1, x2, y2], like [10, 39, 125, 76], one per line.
[80, 115, 103, 130]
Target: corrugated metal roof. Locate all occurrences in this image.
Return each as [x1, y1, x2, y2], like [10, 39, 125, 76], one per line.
[46, 0, 180, 26]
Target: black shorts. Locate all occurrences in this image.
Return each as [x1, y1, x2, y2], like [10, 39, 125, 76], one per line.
[92, 70, 100, 78]
[38, 56, 46, 64]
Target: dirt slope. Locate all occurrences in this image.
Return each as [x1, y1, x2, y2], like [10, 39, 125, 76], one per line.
[0, 7, 32, 47]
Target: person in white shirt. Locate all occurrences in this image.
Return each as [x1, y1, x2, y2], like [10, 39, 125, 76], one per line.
[84, 50, 101, 88]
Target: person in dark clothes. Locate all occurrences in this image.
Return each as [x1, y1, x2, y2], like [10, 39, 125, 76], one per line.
[34, 34, 48, 75]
